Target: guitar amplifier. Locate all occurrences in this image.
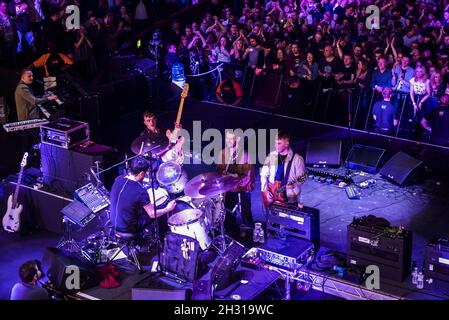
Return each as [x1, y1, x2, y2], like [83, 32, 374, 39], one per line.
[40, 118, 90, 149]
[267, 202, 320, 244]
[424, 238, 449, 282]
[346, 215, 413, 282]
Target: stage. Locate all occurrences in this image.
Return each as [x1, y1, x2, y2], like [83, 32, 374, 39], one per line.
[1, 100, 449, 300]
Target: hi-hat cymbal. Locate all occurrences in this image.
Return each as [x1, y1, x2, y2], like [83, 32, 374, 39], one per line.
[184, 172, 240, 198]
[131, 135, 167, 155]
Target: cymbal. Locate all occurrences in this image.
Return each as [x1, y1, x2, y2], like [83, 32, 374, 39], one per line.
[131, 135, 167, 155]
[184, 172, 240, 198]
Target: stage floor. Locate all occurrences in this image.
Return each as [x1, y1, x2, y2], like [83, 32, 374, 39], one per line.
[1, 100, 449, 300]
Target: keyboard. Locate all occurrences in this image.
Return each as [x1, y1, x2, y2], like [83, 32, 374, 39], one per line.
[345, 184, 361, 200]
[3, 119, 49, 132]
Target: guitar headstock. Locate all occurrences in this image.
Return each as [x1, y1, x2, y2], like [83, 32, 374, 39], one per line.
[20, 152, 28, 168]
[181, 83, 189, 99]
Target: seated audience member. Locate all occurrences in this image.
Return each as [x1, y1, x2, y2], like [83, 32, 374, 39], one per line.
[10, 260, 49, 300]
[216, 74, 244, 105]
[372, 87, 398, 135]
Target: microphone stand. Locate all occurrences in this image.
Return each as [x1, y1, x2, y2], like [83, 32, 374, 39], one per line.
[146, 151, 163, 273]
[326, 87, 356, 175]
[345, 87, 355, 175]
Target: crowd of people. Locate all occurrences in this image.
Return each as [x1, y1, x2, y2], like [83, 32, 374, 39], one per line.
[0, 0, 180, 84]
[156, 0, 449, 146]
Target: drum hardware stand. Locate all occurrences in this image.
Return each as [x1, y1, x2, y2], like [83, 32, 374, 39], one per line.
[57, 218, 92, 262]
[211, 193, 234, 255]
[147, 150, 163, 272]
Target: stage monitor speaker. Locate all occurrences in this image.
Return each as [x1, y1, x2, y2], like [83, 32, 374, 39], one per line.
[42, 247, 100, 293]
[211, 241, 246, 290]
[345, 144, 386, 174]
[380, 151, 423, 186]
[306, 139, 342, 168]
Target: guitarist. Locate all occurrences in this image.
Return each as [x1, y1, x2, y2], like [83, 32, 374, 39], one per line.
[137, 111, 184, 158]
[261, 131, 307, 208]
[216, 131, 255, 239]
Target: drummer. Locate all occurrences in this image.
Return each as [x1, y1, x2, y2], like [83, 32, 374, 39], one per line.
[216, 131, 255, 239]
[109, 156, 177, 241]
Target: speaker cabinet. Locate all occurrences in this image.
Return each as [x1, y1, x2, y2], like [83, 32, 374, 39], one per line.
[40, 143, 115, 194]
[42, 247, 100, 293]
[345, 144, 386, 174]
[306, 140, 342, 168]
[380, 151, 423, 186]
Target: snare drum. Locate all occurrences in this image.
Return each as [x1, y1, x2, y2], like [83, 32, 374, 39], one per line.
[156, 161, 188, 194]
[168, 209, 211, 250]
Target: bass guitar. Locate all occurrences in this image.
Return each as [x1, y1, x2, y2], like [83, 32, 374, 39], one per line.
[2, 152, 29, 233]
[161, 83, 189, 164]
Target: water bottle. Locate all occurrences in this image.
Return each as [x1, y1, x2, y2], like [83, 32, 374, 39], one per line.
[253, 223, 262, 243]
[258, 226, 265, 244]
[417, 272, 424, 289]
[411, 266, 419, 285]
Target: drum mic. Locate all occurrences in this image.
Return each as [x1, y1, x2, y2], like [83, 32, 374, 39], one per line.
[90, 168, 102, 185]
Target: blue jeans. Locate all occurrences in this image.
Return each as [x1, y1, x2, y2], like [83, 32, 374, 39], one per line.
[17, 31, 34, 53]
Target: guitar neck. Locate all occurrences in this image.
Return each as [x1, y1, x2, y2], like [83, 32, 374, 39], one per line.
[175, 97, 185, 127]
[12, 169, 25, 208]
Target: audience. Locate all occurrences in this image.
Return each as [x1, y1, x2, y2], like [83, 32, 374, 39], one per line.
[3, 0, 449, 145]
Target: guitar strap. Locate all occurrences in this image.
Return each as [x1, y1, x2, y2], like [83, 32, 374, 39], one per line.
[282, 154, 294, 187]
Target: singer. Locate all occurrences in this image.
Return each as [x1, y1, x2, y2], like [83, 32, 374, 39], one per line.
[216, 131, 255, 240]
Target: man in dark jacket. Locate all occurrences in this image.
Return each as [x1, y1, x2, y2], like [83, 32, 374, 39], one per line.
[15, 68, 58, 121]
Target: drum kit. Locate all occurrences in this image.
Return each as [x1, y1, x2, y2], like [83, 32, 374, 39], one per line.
[131, 135, 241, 254]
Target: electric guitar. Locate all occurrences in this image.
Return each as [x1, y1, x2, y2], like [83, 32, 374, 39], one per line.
[2, 152, 29, 233]
[261, 171, 308, 208]
[161, 84, 189, 164]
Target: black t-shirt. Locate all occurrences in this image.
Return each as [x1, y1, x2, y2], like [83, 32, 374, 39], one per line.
[139, 127, 167, 143]
[427, 108, 449, 146]
[341, 64, 356, 81]
[372, 100, 398, 130]
[319, 57, 343, 76]
[109, 176, 151, 233]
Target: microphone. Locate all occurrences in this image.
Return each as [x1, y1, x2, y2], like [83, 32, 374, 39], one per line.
[322, 88, 335, 93]
[90, 168, 101, 185]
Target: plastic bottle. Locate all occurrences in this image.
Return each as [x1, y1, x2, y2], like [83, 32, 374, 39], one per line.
[417, 272, 424, 289]
[253, 223, 262, 243]
[411, 266, 419, 285]
[258, 226, 265, 244]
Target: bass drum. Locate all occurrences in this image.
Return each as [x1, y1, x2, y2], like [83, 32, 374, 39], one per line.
[156, 161, 188, 194]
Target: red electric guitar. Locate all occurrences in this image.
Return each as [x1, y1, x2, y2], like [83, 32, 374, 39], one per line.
[261, 173, 308, 208]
